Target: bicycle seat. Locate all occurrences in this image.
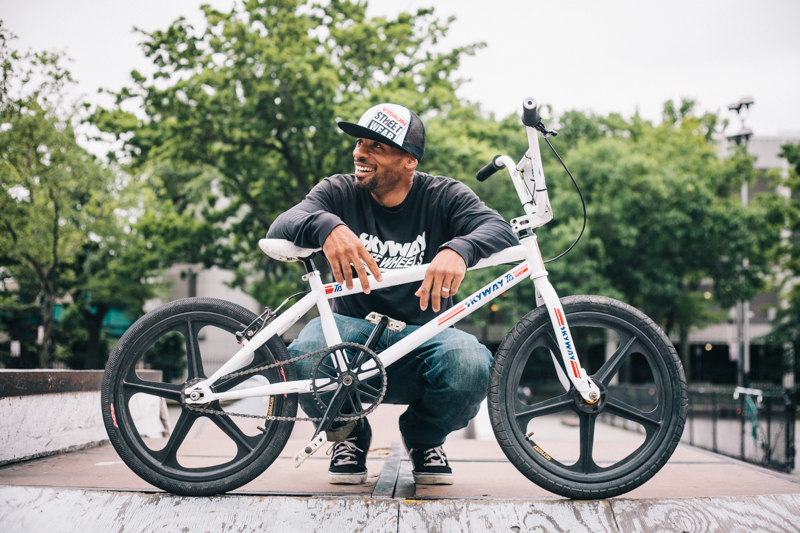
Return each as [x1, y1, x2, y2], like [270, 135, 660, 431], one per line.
[259, 238, 321, 262]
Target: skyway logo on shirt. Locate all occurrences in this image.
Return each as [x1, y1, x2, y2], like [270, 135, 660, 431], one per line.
[359, 232, 426, 269]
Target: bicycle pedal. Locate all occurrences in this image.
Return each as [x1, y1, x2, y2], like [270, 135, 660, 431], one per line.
[365, 311, 406, 332]
[293, 431, 327, 468]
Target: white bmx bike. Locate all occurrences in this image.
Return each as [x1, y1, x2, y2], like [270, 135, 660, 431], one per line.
[102, 98, 687, 499]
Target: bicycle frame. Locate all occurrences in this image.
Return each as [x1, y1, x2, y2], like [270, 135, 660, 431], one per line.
[184, 124, 601, 408]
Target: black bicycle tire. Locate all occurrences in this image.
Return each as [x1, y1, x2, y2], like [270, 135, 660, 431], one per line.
[101, 297, 297, 496]
[488, 295, 687, 499]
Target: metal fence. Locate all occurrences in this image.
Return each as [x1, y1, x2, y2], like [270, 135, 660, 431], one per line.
[601, 384, 797, 473]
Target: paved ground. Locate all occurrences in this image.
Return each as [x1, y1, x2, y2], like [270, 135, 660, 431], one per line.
[2, 402, 800, 532]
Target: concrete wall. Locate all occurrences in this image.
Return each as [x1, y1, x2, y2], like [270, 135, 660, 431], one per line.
[0, 370, 169, 466]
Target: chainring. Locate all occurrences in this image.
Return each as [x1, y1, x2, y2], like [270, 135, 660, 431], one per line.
[311, 343, 387, 420]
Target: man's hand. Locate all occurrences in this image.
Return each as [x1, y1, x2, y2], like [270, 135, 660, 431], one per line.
[323, 225, 383, 293]
[415, 248, 466, 313]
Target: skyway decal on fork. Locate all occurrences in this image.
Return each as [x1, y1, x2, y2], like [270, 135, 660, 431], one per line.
[554, 308, 581, 379]
[554, 308, 565, 327]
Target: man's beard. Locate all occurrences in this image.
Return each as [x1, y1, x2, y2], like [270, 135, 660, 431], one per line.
[354, 174, 378, 191]
[354, 165, 404, 192]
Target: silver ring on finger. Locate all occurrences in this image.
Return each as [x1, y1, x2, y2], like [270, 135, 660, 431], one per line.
[442, 287, 450, 293]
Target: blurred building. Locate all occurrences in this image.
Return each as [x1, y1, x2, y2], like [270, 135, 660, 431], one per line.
[687, 134, 800, 387]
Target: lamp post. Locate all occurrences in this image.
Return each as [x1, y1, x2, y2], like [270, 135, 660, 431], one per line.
[727, 96, 754, 387]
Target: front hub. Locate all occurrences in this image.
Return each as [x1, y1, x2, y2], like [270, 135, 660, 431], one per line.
[574, 381, 607, 414]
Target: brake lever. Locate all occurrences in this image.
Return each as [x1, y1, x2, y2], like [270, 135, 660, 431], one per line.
[535, 122, 558, 138]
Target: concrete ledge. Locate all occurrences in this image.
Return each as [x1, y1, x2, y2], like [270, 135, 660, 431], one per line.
[0, 370, 168, 466]
[0, 369, 162, 397]
[1, 486, 798, 533]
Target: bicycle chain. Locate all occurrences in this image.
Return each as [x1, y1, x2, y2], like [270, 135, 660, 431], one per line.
[184, 342, 386, 424]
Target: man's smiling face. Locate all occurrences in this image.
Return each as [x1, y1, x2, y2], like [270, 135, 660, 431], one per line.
[352, 138, 413, 193]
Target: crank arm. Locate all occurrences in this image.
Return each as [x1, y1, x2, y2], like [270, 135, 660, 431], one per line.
[294, 383, 351, 468]
[313, 382, 351, 439]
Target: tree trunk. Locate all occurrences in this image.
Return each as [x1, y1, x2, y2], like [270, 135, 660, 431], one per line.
[38, 290, 55, 368]
[679, 325, 692, 383]
[84, 303, 110, 369]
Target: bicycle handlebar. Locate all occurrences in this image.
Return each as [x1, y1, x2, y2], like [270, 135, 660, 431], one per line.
[476, 97, 542, 182]
[475, 155, 505, 181]
[521, 97, 541, 128]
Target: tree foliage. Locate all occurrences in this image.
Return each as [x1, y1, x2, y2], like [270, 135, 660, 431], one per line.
[92, 0, 483, 305]
[442, 101, 783, 381]
[0, 26, 117, 367]
[0, 25, 166, 369]
[766, 141, 800, 377]
[87, 3, 785, 386]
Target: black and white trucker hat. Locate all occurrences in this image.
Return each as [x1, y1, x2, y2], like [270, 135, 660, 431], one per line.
[338, 103, 426, 161]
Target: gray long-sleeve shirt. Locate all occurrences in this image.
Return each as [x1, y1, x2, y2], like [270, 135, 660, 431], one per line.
[267, 171, 519, 325]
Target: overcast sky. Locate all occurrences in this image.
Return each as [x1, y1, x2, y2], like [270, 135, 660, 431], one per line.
[3, 0, 799, 137]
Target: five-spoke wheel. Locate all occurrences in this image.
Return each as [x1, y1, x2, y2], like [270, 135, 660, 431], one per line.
[101, 298, 297, 496]
[488, 295, 687, 499]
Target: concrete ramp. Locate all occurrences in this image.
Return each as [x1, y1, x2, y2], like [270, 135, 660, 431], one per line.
[2, 486, 799, 533]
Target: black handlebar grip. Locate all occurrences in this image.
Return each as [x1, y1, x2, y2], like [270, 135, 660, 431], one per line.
[476, 155, 504, 181]
[522, 97, 541, 127]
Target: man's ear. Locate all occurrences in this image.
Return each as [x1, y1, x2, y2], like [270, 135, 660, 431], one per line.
[405, 154, 419, 171]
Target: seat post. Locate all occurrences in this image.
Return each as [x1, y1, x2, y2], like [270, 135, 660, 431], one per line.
[300, 256, 317, 274]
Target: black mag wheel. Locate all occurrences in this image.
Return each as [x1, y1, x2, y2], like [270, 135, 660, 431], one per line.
[488, 295, 687, 500]
[101, 298, 297, 496]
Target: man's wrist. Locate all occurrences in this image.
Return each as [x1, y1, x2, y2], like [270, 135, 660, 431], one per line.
[438, 244, 469, 268]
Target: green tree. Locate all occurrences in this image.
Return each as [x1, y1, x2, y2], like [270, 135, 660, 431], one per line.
[91, 0, 482, 304]
[421, 100, 783, 384]
[0, 26, 167, 369]
[766, 142, 800, 381]
[0, 27, 118, 367]
[538, 101, 781, 379]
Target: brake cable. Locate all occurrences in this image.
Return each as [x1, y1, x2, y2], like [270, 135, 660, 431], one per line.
[540, 133, 587, 264]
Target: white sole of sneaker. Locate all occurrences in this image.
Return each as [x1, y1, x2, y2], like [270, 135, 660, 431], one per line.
[328, 472, 368, 484]
[412, 472, 454, 485]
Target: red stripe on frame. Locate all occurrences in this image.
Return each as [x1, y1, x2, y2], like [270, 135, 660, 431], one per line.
[570, 360, 580, 378]
[555, 309, 565, 327]
[438, 304, 465, 326]
[513, 264, 529, 278]
[325, 286, 334, 295]
[534, 242, 545, 270]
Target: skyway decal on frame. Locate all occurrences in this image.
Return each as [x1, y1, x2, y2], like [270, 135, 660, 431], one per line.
[437, 265, 529, 326]
[325, 284, 343, 295]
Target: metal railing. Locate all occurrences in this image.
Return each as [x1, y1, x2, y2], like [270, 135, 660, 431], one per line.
[601, 384, 796, 473]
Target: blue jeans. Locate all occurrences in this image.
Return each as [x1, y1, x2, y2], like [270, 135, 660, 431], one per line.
[288, 313, 492, 449]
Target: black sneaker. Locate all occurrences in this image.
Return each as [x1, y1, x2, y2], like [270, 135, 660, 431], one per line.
[404, 441, 454, 485]
[327, 420, 371, 484]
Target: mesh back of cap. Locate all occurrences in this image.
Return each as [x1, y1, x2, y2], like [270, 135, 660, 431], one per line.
[405, 113, 426, 161]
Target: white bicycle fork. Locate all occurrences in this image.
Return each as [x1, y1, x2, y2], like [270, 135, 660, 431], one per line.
[524, 236, 601, 402]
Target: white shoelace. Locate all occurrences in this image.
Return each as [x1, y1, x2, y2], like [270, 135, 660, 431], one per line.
[328, 438, 363, 466]
[421, 446, 448, 467]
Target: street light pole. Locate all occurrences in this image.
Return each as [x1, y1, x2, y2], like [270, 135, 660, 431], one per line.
[727, 96, 754, 387]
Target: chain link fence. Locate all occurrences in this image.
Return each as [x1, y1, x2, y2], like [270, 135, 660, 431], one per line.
[602, 384, 796, 473]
